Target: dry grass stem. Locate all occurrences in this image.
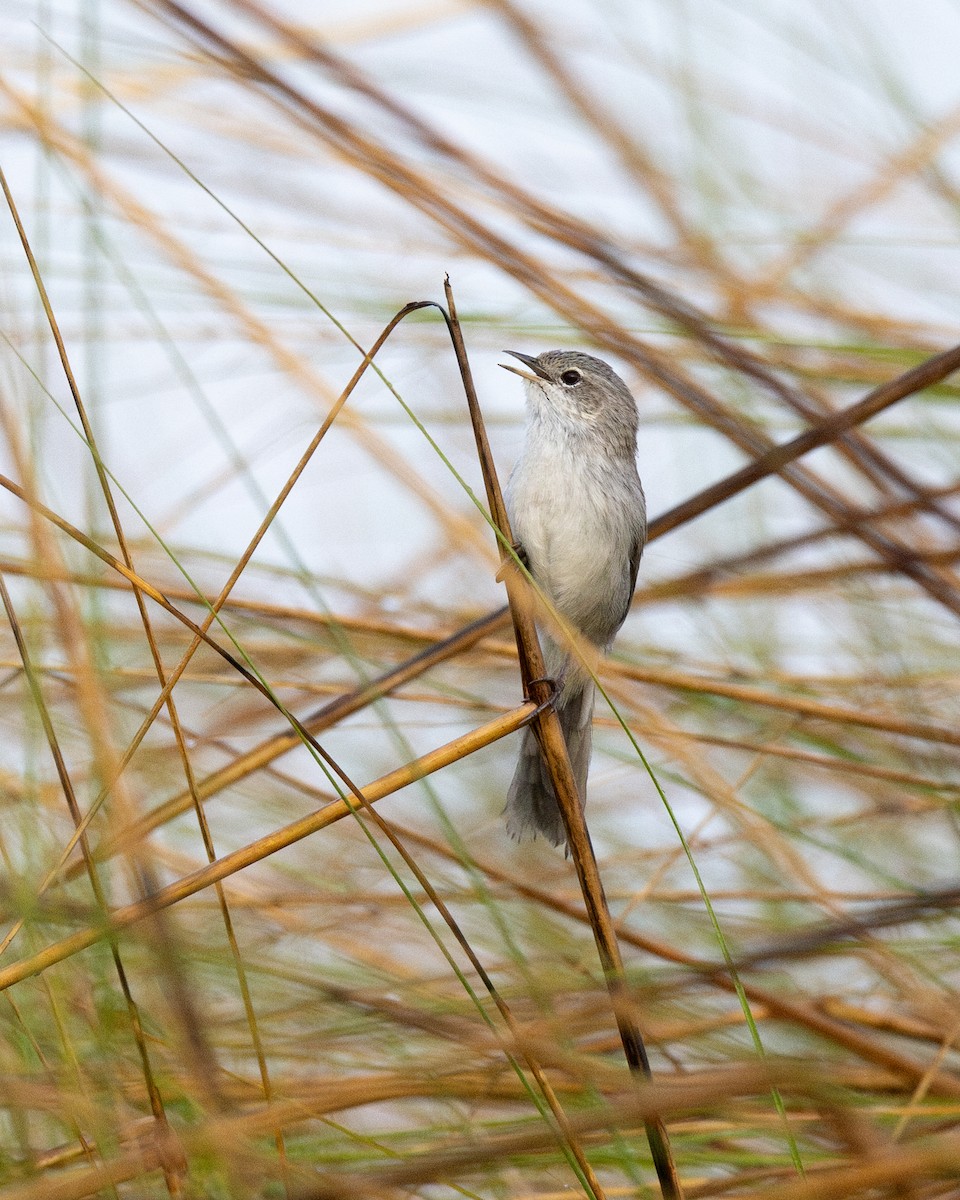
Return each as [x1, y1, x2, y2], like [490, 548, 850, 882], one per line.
[2, 3, 960, 1196]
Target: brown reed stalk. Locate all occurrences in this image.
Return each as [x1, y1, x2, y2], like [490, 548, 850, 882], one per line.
[0, 701, 537, 993]
[443, 277, 684, 1197]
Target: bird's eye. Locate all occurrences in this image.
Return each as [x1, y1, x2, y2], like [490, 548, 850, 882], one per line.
[560, 369, 582, 386]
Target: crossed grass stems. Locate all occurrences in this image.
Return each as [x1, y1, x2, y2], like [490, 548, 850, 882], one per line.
[4, 3, 960, 1196]
[4, 204, 960, 1192]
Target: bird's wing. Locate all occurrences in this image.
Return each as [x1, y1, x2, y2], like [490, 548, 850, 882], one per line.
[628, 530, 644, 598]
[608, 530, 645, 635]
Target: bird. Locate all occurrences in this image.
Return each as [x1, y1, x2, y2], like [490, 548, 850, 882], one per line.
[499, 349, 647, 847]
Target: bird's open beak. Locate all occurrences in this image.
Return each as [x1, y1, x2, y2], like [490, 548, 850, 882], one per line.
[498, 350, 552, 383]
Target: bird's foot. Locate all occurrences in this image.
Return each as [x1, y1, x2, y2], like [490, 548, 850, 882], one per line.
[525, 674, 559, 711]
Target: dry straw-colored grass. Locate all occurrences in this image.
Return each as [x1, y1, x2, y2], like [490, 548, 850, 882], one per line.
[2, 1, 960, 1197]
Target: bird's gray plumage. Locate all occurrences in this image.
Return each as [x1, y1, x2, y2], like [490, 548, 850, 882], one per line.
[501, 350, 646, 847]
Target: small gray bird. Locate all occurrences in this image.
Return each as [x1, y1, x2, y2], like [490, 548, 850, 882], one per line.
[500, 350, 647, 847]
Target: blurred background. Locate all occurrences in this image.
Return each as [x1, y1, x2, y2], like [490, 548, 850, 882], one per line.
[2, 1, 960, 1195]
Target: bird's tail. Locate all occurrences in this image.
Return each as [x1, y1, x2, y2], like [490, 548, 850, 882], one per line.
[504, 682, 595, 847]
